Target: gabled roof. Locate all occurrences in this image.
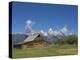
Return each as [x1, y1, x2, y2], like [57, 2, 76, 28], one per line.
[15, 33, 39, 45]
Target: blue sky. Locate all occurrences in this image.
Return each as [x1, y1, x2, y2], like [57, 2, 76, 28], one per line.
[12, 2, 78, 34]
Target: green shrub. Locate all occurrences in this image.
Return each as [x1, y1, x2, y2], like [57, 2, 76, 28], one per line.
[53, 35, 78, 45]
[66, 35, 78, 44]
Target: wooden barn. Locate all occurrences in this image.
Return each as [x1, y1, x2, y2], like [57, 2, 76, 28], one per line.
[15, 33, 48, 49]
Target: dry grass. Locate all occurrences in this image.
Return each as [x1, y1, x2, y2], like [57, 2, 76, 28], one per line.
[12, 44, 78, 58]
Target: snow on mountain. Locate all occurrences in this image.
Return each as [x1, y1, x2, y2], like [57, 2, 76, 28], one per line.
[39, 26, 72, 43]
[47, 28, 54, 36]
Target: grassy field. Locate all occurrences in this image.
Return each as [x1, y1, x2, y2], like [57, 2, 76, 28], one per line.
[12, 44, 78, 58]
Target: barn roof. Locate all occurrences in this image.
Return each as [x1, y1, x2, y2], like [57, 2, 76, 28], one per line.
[15, 33, 39, 45]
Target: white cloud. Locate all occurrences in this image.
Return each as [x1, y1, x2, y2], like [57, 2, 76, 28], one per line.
[25, 19, 35, 34]
[25, 20, 32, 30]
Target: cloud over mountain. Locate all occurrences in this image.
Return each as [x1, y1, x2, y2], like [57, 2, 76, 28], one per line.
[25, 20, 35, 35]
[25, 20, 73, 43]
